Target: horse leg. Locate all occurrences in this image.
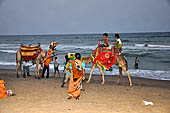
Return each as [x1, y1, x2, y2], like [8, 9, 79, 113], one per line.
[86, 64, 96, 83]
[96, 63, 105, 84]
[116, 67, 122, 85]
[121, 66, 133, 87]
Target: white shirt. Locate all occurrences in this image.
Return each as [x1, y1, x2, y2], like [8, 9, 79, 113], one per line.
[116, 39, 122, 44]
[23, 61, 32, 67]
[54, 60, 59, 68]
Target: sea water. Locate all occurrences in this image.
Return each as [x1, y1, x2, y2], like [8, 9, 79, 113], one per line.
[0, 32, 170, 80]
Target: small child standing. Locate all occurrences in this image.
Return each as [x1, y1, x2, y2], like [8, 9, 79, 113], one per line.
[54, 57, 60, 77]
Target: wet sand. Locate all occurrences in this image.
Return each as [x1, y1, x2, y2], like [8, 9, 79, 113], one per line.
[0, 69, 170, 113]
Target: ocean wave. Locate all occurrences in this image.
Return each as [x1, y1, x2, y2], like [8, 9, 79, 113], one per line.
[0, 61, 170, 80]
[123, 52, 151, 57]
[87, 68, 170, 80]
[55, 44, 97, 51]
[0, 50, 17, 53]
[123, 45, 170, 52]
[0, 61, 16, 65]
[0, 44, 20, 49]
[135, 44, 170, 48]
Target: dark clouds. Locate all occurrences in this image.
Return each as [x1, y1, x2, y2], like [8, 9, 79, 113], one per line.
[0, 0, 170, 35]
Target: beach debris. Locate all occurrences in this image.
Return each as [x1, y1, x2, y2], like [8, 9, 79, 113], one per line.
[142, 100, 154, 106]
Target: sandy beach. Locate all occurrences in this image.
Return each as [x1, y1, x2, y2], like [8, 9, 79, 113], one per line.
[0, 69, 170, 113]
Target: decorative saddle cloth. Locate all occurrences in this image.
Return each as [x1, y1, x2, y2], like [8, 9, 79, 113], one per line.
[20, 45, 42, 61]
[91, 47, 120, 70]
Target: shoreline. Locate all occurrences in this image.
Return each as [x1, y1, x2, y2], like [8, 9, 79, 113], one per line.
[0, 69, 170, 89]
[0, 69, 170, 113]
[1, 68, 170, 82]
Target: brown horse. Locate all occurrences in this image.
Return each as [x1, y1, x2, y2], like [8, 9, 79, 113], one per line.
[82, 53, 133, 87]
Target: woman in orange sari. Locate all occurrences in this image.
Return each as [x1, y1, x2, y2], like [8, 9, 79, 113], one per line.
[68, 53, 85, 100]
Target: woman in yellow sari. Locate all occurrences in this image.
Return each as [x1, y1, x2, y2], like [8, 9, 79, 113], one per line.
[68, 53, 85, 100]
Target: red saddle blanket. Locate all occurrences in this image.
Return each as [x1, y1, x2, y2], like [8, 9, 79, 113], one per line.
[20, 45, 42, 61]
[91, 47, 119, 70]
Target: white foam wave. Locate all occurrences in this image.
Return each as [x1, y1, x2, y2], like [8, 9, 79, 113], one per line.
[124, 44, 170, 51]
[35, 44, 97, 51]
[135, 44, 170, 48]
[1, 61, 169, 80]
[0, 50, 17, 53]
[56, 44, 97, 50]
[0, 44, 20, 49]
[0, 61, 16, 65]
[87, 68, 170, 80]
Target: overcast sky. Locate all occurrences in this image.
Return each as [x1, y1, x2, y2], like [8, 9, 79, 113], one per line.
[0, 0, 170, 35]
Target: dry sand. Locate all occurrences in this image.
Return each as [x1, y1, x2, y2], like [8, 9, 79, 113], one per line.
[0, 69, 170, 113]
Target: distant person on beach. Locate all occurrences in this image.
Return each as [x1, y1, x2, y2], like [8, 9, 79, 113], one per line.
[134, 57, 140, 69]
[23, 61, 32, 78]
[67, 53, 85, 100]
[54, 57, 60, 77]
[98, 33, 109, 47]
[111, 34, 123, 55]
[63, 55, 69, 72]
[61, 58, 71, 87]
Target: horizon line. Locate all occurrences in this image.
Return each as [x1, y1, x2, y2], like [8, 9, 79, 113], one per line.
[0, 31, 170, 36]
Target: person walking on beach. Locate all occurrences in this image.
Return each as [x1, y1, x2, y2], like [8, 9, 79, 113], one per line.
[111, 34, 123, 55]
[98, 33, 109, 47]
[134, 57, 140, 69]
[61, 58, 71, 87]
[63, 55, 69, 72]
[67, 53, 85, 100]
[54, 57, 60, 77]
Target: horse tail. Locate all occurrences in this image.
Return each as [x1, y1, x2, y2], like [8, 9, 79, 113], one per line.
[124, 56, 128, 71]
